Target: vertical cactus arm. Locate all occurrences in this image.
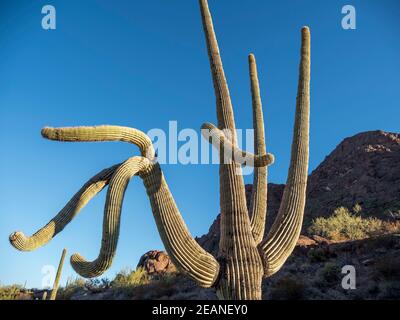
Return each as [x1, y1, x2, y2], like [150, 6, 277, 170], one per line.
[42, 125, 156, 159]
[140, 162, 220, 288]
[259, 27, 311, 277]
[9, 164, 119, 251]
[199, 0, 265, 299]
[248, 54, 269, 245]
[201, 122, 274, 167]
[49, 248, 67, 300]
[70, 157, 149, 278]
[199, 0, 238, 142]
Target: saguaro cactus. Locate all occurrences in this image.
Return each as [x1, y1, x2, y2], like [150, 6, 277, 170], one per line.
[50, 248, 67, 300]
[9, 0, 310, 300]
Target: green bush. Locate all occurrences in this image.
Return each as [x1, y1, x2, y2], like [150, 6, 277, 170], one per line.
[308, 206, 386, 240]
[318, 262, 341, 284]
[307, 247, 330, 263]
[111, 267, 149, 288]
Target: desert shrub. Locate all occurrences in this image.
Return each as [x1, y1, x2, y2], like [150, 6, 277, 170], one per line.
[118, 272, 179, 300]
[353, 203, 362, 214]
[111, 267, 149, 288]
[57, 277, 86, 300]
[0, 285, 31, 300]
[318, 262, 341, 284]
[308, 206, 387, 240]
[269, 277, 305, 300]
[380, 221, 400, 234]
[308, 247, 330, 263]
[85, 278, 111, 293]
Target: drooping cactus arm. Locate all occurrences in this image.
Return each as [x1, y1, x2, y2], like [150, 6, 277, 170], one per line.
[71, 157, 149, 278]
[9, 164, 120, 251]
[258, 27, 311, 277]
[201, 122, 274, 168]
[248, 54, 269, 245]
[68, 155, 220, 286]
[140, 161, 220, 288]
[42, 126, 156, 159]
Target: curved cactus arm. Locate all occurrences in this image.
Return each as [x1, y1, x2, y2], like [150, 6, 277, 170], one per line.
[140, 161, 220, 288]
[71, 157, 149, 278]
[248, 54, 269, 245]
[258, 27, 311, 277]
[69, 155, 220, 286]
[9, 164, 120, 251]
[42, 126, 156, 160]
[201, 122, 275, 168]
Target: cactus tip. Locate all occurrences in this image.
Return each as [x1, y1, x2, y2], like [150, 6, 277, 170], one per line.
[301, 26, 311, 38]
[9, 231, 20, 242]
[41, 127, 53, 138]
[267, 153, 275, 166]
[248, 53, 256, 63]
[9, 231, 27, 250]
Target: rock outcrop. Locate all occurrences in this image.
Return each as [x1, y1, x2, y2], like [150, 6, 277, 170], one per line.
[137, 250, 176, 275]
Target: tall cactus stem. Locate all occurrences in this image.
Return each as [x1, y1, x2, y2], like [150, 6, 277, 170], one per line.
[259, 26, 311, 277]
[49, 248, 67, 300]
[248, 54, 269, 245]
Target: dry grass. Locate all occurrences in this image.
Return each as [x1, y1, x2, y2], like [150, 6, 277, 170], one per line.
[111, 267, 150, 288]
[0, 284, 32, 300]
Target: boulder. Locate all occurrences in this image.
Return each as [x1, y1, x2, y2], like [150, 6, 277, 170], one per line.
[137, 250, 176, 275]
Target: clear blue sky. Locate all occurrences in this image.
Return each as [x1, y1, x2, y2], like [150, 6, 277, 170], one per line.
[0, 0, 399, 288]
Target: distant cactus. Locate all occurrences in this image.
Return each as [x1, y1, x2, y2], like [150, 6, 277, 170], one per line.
[42, 291, 47, 300]
[9, 0, 310, 300]
[49, 248, 67, 300]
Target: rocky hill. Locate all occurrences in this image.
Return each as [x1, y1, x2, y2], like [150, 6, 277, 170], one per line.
[197, 130, 400, 255]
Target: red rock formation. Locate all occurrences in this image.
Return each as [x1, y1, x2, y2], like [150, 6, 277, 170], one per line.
[137, 250, 176, 275]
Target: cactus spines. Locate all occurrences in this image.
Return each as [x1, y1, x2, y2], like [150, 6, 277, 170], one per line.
[259, 26, 311, 277]
[49, 248, 67, 300]
[201, 122, 275, 167]
[9, 0, 310, 300]
[248, 54, 269, 245]
[9, 165, 119, 251]
[42, 126, 156, 159]
[70, 158, 150, 278]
